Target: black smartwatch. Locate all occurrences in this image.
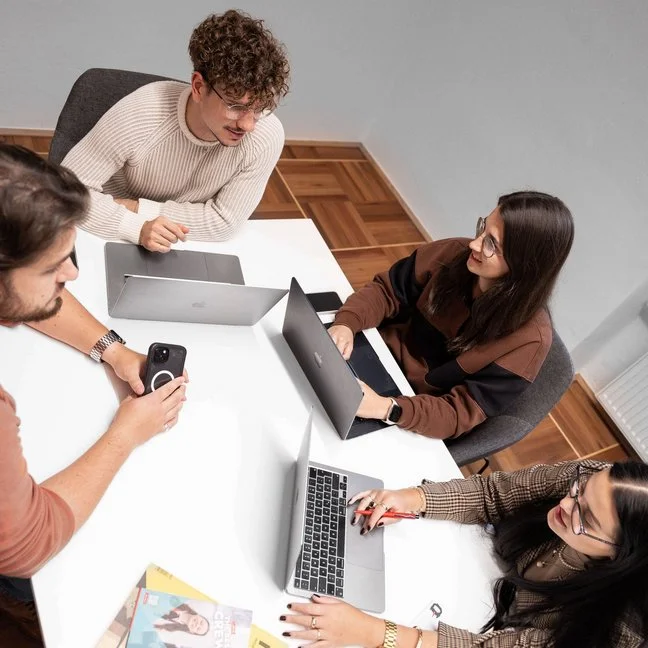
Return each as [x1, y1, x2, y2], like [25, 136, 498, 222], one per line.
[385, 398, 403, 424]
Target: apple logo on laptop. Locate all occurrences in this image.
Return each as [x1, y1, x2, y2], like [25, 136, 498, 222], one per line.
[192, 301, 207, 309]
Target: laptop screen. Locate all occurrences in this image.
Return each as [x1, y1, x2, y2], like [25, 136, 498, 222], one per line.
[325, 325, 401, 398]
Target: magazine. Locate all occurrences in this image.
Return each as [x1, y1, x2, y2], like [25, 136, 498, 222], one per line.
[95, 565, 286, 648]
[126, 588, 253, 648]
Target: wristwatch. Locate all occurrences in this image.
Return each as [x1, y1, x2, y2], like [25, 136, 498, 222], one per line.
[89, 329, 126, 363]
[385, 398, 403, 424]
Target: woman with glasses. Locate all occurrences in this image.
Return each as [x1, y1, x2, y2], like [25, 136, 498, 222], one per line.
[281, 459, 647, 647]
[328, 191, 574, 439]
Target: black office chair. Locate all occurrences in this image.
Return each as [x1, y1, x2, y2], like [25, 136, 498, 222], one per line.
[444, 328, 574, 469]
[49, 67, 180, 165]
[49, 68, 180, 268]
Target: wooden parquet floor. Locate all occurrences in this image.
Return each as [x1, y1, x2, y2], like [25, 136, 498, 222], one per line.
[0, 132, 630, 475]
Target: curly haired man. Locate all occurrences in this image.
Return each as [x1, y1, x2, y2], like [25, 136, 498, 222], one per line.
[62, 10, 290, 250]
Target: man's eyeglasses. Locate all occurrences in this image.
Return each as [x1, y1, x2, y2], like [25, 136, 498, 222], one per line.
[567, 466, 619, 547]
[209, 84, 273, 121]
[475, 217, 501, 258]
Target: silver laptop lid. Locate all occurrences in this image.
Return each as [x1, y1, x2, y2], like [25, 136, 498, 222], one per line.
[282, 278, 362, 439]
[105, 242, 244, 312]
[110, 275, 287, 326]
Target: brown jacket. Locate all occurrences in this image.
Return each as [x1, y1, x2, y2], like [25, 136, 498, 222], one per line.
[334, 238, 552, 439]
[420, 461, 644, 647]
[0, 385, 75, 578]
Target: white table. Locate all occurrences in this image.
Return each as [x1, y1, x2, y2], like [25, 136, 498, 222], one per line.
[1, 221, 500, 647]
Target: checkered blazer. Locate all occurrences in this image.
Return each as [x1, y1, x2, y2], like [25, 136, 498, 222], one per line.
[419, 460, 645, 647]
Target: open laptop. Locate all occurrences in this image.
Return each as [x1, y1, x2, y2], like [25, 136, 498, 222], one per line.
[285, 410, 385, 612]
[282, 278, 401, 439]
[105, 243, 287, 325]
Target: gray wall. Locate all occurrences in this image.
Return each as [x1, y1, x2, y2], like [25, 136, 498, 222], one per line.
[2, 0, 646, 374]
[0, 0, 398, 138]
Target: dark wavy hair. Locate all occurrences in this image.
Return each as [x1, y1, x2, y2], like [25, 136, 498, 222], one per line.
[0, 144, 87, 272]
[484, 461, 648, 647]
[188, 9, 290, 110]
[429, 190, 574, 354]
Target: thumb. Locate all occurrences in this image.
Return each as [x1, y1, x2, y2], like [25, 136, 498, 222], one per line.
[311, 594, 338, 604]
[129, 375, 145, 396]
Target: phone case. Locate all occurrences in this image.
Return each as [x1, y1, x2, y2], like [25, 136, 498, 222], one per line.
[143, 342, 187, 395]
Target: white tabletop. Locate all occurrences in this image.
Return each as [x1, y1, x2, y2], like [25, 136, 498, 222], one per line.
[1, 220, 500, 647]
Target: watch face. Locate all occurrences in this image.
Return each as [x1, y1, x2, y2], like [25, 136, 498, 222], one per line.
[389, 403, 403, 423]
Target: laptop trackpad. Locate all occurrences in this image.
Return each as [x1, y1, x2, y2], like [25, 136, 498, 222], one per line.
[346, 513, 384, 569]
[344, 473, 385, 571]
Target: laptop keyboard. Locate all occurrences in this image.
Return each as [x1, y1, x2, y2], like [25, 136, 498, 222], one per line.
[294, 467, 347, 598]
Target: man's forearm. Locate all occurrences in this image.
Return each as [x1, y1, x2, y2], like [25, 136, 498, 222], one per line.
[41, 429, 131, 531]
[27, 289, 108, 356]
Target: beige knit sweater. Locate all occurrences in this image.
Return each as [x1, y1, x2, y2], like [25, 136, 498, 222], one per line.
[62, 80, 284, 243]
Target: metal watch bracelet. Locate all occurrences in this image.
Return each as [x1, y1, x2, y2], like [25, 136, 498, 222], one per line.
[89, 329, 125, 363]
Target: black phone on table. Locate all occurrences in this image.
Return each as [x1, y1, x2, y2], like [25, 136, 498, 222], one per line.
[143, 343, 187, 395]
[306, 291, 343, 313]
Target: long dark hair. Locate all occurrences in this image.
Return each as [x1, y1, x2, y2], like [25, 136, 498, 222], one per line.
[429, 191, 574, 353]
[484, 461, 648, 647]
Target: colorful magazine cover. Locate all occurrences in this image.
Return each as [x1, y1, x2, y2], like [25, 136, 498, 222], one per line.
[126, 588, 253, 648]
[96, 565, 285, 648]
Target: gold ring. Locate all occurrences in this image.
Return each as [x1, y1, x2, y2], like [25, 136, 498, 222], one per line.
[311, 616, 317, 630]
[378, 502, 389, 510]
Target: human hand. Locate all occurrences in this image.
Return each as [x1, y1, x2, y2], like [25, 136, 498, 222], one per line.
[102, 344, 147, 395]
[114, 197, 139, 213]
[328, 325, 354, 360]
[0, 385, 16, 412]
[108, 376, 187, 451]
[348, 486, 425, 533]
[102, 343, 189, 396]
[281, 594, 384, 648]
[356, 380, 391, 421]
[139, 216, 190, 253]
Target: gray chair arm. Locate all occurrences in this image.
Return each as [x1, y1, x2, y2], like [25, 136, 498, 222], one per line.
[444, 415, 533, 467]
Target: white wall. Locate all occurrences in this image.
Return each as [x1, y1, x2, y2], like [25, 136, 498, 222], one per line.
[364, 0, 648, 359]
[2, 0, 647, 369]
[576, 280, 648, 392]
[0, 0, 400, 139]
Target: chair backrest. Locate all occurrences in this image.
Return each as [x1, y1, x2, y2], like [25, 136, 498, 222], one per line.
[445, 328, 574, 467]
[49, 68, 179, 165]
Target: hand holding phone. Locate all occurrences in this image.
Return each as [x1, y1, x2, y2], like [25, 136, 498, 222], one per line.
[143, 343, 187, 395]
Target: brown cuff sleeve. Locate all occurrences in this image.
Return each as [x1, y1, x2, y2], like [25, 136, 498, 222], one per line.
[394, 386, 487, 440]
[333, 310, 364, 335]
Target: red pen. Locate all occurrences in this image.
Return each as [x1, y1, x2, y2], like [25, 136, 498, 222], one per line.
[355, 510, 420, 519]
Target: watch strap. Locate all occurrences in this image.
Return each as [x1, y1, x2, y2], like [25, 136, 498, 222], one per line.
[383, 620, 397, 648]
[89, 329, 125, 363]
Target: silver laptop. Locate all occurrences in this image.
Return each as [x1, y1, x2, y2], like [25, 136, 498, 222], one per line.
[282, 278, 401, 440]
[105, 243, 287, 325]
[285, 410, 385, 612]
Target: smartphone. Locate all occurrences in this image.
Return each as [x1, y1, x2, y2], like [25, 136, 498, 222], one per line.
[143, 343, 187, 395]
[306, 291, 343, 313]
